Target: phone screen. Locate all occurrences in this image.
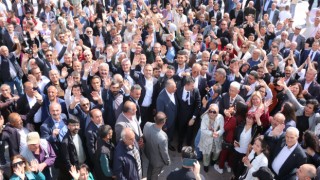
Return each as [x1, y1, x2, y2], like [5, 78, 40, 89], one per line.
[182, 158, 197, 166]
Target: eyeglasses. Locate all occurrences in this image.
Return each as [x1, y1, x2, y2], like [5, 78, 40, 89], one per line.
[208, 110, 217, 114]
[12, 161, 24, 168]
[212, 60, 218, 62]
[81, 103, 89, 107]
[46, 54, 52, 57]
[32, 87, 38, 90]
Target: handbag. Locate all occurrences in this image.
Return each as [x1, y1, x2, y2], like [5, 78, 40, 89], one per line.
[221, 140, 234, 150]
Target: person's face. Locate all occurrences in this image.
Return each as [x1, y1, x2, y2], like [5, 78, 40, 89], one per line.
[208, 106, 218, 119]
[177, 55, 185, 65]
[7, 25, 14, 33]
[229, 86, 238, 98]
[47, 88, 57, 101]
[153, 69, 160, 78]
[143, 66, 153, 78]
[285, 130, 298, 148]
[192, 66, 200, 77]
[68, 123, 80, 135]
[251, 95, 261, 106]
[73, 61, 82, 72]
[201, 66, 208, 75]
[167, 83, 177, 94]
[49, 105, 61, 120]
[252, 51, 260, 59]
[202, 53, 210, 62]
[91, 78, 101, 91]
[25, 84, 35, 97]
[253, 140, 263, 154]
[123, 131, 135, 146]
[110, 84, 120, 96]
[214, 72, 222, 82]
[28, 144, 39, 152]
[289, 84, 299, 96]
[130, 89, 141, 100]
[271, 47, 278, 55]
[80, 99, 90, 112]
[285, 68, 292, 78]
[72, 87, 81, 97]
[258, 87, 266, 97]
[271, 115, 282, 128]
[12, 158, 25, 172]
[247, 75, 256, 85]
[122, 61, 131, 72]
[99, 67, 109, 78]
[214, 4, 219, 10]
[58, 34, 65, 43]
[45, 51, 53, 61]
[91, 110, 102, 125]
[64, 55, 72, 65]
[296, 165, 310, 180]
[1, 47, 9, 57]
[178, 8, 183, 15]
[185, 82, 195, 91]
[79, 168, 89, 180]
[12, 116, 23, 129]
[96, 20, 102, 27]
[1, 86, 11, 98]
[305, 70, 316, 82]
[153, 43, 161, 53]
[32, 68, 42, 80]
[49, 71, 59, 83]
[304, 104, 315, 115]
[84, 52, 92, 62]
[257, 68, 264, 78]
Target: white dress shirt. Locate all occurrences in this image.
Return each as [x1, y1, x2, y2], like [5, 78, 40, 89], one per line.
[141, 78, 153, 107]
[165, 89, 176, 105]
[272, 143, 298, 175]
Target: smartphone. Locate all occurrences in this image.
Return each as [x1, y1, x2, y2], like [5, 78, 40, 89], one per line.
[182, 158, 197, 166]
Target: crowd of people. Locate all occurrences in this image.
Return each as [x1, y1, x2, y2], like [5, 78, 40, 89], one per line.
[0, 0, 320, 179]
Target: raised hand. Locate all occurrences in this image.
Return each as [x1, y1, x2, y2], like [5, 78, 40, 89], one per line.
[103, 76, 111, 89]
[67, 76, 74, 88]
[61, 67, 69, 78]
[161, 45, 167, 56]
[0, 115, 4, 128]
[27, 74, 37, 85]
[83, 63, 92, 74]
[69, 165, 80, 180]
[29, 160, 39, 172]
[91, 91, 101, 101]
[122, 80, 131, 93]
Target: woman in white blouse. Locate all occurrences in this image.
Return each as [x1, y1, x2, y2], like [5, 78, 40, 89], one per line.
[239, 137, 269, 180]
[198, 104, 224, 172]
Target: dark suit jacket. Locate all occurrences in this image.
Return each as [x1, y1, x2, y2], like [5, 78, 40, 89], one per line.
[299, 79, 320, 102]
[267, 8, 280, 25]
[229, 8, 244, 26]
[209, 10, 222, 23]
[288, 33, 305, 51]
[270, 135, 307, 180]
[61, 131, 84, 171]
[176, 87, 201, 123]
[80, 34, 97, 49]
[85, 121, 99, 161]
[282, 48, 301, 66]
[39, 11, 55, 23]
[181, 76, 207, 98]
[219, 93, 245, 115]
[93, 26, 108, 45]
[156, 89, 178, 129]
[131, 73, 157, 108]
[102, 89, 120, 128]
[300, 50, 320, 66]
[2, 31, 23, 52]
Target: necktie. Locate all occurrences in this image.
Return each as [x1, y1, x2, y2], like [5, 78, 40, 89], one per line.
[310, 51, 315, 61]
[186, 91, 189, 101]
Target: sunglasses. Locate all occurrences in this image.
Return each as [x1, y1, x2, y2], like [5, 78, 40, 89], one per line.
[212, 60, 218, 62]
[46, 54, 52, 57]
[208, 110, 217, 114]
[12, 161, 24, 168]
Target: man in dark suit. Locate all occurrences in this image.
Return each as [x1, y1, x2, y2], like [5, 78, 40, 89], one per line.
[300, 41, 320, 66]
[263, 0, 273, 15]
[209, 3, 222, 22]
[60, 119, 86, 179]
[288, 26, 305, 51]
[39, 5, 55, 24]
[267, 3, 280, 25]
[156, 79, 178, 151]
[40, 102, 68, 169]
[102, 80, 123, 129]
[92, 18, 108, 45]
[183, 63, 208, 98]
[299, 68, 320, 102]
[85, 109, 104, 168]
[2, 23, 24, 53]
[130, 64, 158, 129]
[219, 81, 245, 115]
[270, 127, 307, 180]
[80, 27, 97, 50]
[281, 42, 301, 66]
[176, 77, 201, 152]
[229, 2, 244, 26]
